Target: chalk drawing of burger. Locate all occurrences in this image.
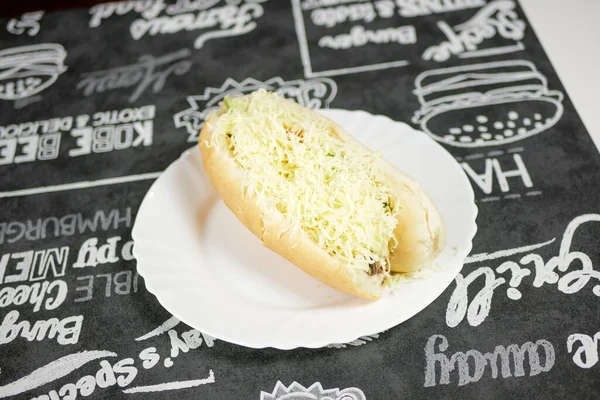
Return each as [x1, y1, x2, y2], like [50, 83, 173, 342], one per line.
[0, 43, 68, 101]
[411, 60, 564, 148]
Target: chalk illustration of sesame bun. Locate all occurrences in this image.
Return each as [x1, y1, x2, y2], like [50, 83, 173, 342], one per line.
[411, 60, 564, 148]
[0, 43, 68, 101]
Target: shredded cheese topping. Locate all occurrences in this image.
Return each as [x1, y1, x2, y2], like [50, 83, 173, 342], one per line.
[207, 89, 398, 276]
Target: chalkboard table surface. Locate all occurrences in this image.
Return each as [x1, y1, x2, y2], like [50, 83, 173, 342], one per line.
[0, 1, 599, 400]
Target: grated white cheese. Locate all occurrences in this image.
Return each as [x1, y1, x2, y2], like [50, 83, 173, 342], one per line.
[208, 89, 399, 275]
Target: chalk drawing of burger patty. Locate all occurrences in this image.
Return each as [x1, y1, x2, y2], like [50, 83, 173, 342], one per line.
[411, 60, 564, 148]
[0, 43, 68, 101]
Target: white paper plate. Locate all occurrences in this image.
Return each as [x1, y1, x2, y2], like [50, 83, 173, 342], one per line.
[132, 109, 477, 350]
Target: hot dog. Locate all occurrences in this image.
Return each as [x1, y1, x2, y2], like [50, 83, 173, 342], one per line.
[199, 89, 446, 300]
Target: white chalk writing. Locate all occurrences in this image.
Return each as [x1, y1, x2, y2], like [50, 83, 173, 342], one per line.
[302, 1, 418, 50]
[90, 0, 268, 49]
[0, 208, 132, 245]
[567, 330, 600, 369]
[135, 316, 180, 341]
[310, 3, 376, 28]
[121, 371, 215, 394]
[77, 49, 192, 103]
[462, 153, 533, 195]
[89, 0, 167, 27]
[69, 106, 155, 157]
[134, 317, 216, 370]
[424, 334, 555, 387]
[0, 280, 67, 313]
[446, 214, 600, 327]
[396, 0, 485, 17]
[412, 60, 565, 148]
[292, 0, 411, 77]
[328, 333, 382, 348]
[91, 105, 155, 127]
[69, 121, 152, 156]
[0, 105, 154, 165]
[30, 357, 137, 399]
[24, 355, 213, 398]
[318, 25, 417, 49]
[0, 117, 73, 139]
[130, 3, 265, 49]
[423, 0, 526, 62]
[374, 1, 395, 18]
[0, 173, 161, 199]
[7, 11, 44, 36]
[74, 271, 140, 302]
[1, 317, 216, 398]
[261, 381, 367, 400]
[73, 237, 135, 268]
[308, 0, 486, 26]
[165, 328, 215, 367]
[0, 310, 83, 346]
[0, 134, 61, 165]
[0, 247, 68, 284]
[14, 96, 43, 110]
[0, 350, 117, 399]
[301, 0, 368, 11]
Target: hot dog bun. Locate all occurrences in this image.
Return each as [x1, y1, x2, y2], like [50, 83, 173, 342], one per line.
[199, 89, 446, 300]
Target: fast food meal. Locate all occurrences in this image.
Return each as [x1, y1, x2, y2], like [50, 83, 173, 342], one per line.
[199, 89, 446, 300]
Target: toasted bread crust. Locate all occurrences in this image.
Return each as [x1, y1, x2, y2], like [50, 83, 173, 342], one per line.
[199, 106, 445, 300]
[324, 118, 446, 273]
